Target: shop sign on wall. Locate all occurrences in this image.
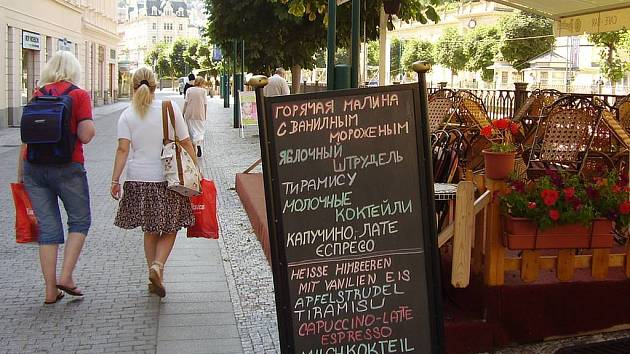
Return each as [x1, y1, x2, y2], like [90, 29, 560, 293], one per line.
[22, 30, 41, 50]
[58, 38, 72, 52]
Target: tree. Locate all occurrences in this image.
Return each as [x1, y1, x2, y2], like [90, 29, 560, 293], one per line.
[463, 25, 500, 82]
[389, 38, 405, 81]
[169, 38, 189, 78]
[401, 38, 433, 73]
[498, 12, 553, 72]
[434, 27, 466, 81]
[185, 38, 201, 71]
[145, 42, 172, 83]
[278, 0, 441, 28]
[588, 30, 629, 86]
[367, 40, 379, 67]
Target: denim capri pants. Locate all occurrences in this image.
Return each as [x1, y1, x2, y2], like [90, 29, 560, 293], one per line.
[23, 162, 91, 245]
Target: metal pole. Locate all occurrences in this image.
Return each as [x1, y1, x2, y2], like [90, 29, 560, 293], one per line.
[241, 40, 245, 91]
[350, 0, 360, 88]
[233, 40, 240, 128]
[326, 0, 336, 90]
[412, 60, 445, 354]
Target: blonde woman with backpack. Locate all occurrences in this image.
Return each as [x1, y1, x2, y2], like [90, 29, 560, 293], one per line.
[17, 51, 96, 305]
[110, 67, 197, 298]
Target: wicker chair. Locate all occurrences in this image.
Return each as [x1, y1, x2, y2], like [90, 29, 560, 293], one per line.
[512, 89, 562, 147]
[525, 95, 605, 179]
[427, 89, 459, 133]
[452, 90, 493, 172]
[615, 95, 630, 134]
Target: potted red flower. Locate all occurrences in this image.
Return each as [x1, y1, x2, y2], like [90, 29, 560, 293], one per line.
[480, 118, 520, 179]
[500, 170, 630, 250]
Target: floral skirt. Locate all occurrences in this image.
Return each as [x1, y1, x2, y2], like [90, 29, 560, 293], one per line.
[114, 181, 195, 234]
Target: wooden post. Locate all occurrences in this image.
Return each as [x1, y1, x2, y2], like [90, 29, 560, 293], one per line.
[451, 181, 475, 287]
[483, 178, 506, 286]
[557, 249, 576, 281]
[520, 250, 540, 282]
[513, 82, 529, 116]
[625, 241, 630, 278]
[472, 178, 487, 275]
[592, 249, 610, 280]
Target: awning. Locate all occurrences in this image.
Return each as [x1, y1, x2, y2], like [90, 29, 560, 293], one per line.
[492, 1, 630, 36]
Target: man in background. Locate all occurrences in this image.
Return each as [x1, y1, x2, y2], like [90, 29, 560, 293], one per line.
[184, 73, 195, 97]
[263, 68, 290, 97]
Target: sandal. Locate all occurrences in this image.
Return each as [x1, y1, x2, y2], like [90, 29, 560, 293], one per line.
[57, 284, 84, 297]
[44, 291, 65, 305]
[149, 262, 166, 298]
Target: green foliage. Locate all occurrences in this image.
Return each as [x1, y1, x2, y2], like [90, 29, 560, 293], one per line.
[463, 25, 500, 82]
[276, 0, 442, 27]
[204, 0, 326, 75]
[185, 39, 201, 71]
[145, 42, 172, 78]
[401, 39, 433, 72]
[169, 38, 189, 78]
[498, 12, 553, 71]
[588, 30, 629, 85]
[390, 38, 405, 80]
[434, 27, 466, 75]
[367, 40, 379, 67]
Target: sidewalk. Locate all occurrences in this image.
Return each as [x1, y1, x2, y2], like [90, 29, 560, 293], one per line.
[0, 94, 274, 353]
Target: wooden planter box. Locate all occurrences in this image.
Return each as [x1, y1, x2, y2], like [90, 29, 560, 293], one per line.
[502, 215, 614, 250]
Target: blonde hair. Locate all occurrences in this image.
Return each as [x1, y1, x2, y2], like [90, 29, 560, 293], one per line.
[194, 76, 206, 87]
[39, 51, 81, 86]
[131, 67, 157, 117]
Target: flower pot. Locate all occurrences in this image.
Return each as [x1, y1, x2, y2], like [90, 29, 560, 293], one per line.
[482, 150, 516, 180]
[502, 215, 614, 250]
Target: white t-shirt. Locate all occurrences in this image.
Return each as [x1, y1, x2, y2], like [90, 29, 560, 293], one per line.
[117, 100, 189, 182]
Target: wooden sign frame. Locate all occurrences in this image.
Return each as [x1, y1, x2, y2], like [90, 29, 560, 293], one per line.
[253, 74, 444, 354]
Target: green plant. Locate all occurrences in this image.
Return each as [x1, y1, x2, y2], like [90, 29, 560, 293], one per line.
[501, 170, 630, 230]
[480, 118, 519, 153]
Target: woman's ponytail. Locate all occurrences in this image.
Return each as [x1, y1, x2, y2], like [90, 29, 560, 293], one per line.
[131, 67, 157, 118]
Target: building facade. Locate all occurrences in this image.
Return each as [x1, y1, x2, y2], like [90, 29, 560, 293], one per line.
[0, 0, 120, 128]
[118, 0, 199, 69]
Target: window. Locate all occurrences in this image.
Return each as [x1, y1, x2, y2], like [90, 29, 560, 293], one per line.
[501, 72, 509, 84]
[164, 36, 172, 43]
[179, 24, 183, 31]
[151, 6, 157, 15]
[163, 23, 172, 30]
[152, 36, 156, 44]
[152, 22, 156, 30]
[165, 7, 171, 16]
[177, 8, 184, 16]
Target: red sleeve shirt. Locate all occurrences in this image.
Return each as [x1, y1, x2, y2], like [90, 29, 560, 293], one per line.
[29, 81, 93, 164]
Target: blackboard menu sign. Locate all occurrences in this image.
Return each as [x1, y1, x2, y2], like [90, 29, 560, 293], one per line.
[257, 83, 443, 354]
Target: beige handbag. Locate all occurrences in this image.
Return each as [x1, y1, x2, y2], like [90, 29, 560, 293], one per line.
[161, 100, 201, 197]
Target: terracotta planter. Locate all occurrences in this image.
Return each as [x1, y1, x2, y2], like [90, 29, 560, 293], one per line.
[482, 150, 516, 180]
[502, 215, 614, 250]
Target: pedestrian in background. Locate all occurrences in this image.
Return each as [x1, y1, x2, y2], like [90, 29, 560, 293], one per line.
[17, 51, 96, 304]
[183, 73, 195, 97]
[110, 67, 197, 298]
[263, 68, 290, 97]
[183, 76, 208, 157]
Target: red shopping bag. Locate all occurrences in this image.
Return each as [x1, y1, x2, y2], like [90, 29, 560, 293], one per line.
[188, 179, 219, 239]
[10, 183, 38, 243]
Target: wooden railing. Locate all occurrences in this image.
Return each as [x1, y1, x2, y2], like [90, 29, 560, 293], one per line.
[441, 175, 630, 287]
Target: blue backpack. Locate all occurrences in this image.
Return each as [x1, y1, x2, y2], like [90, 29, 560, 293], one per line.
[20, 84, 77, 164]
